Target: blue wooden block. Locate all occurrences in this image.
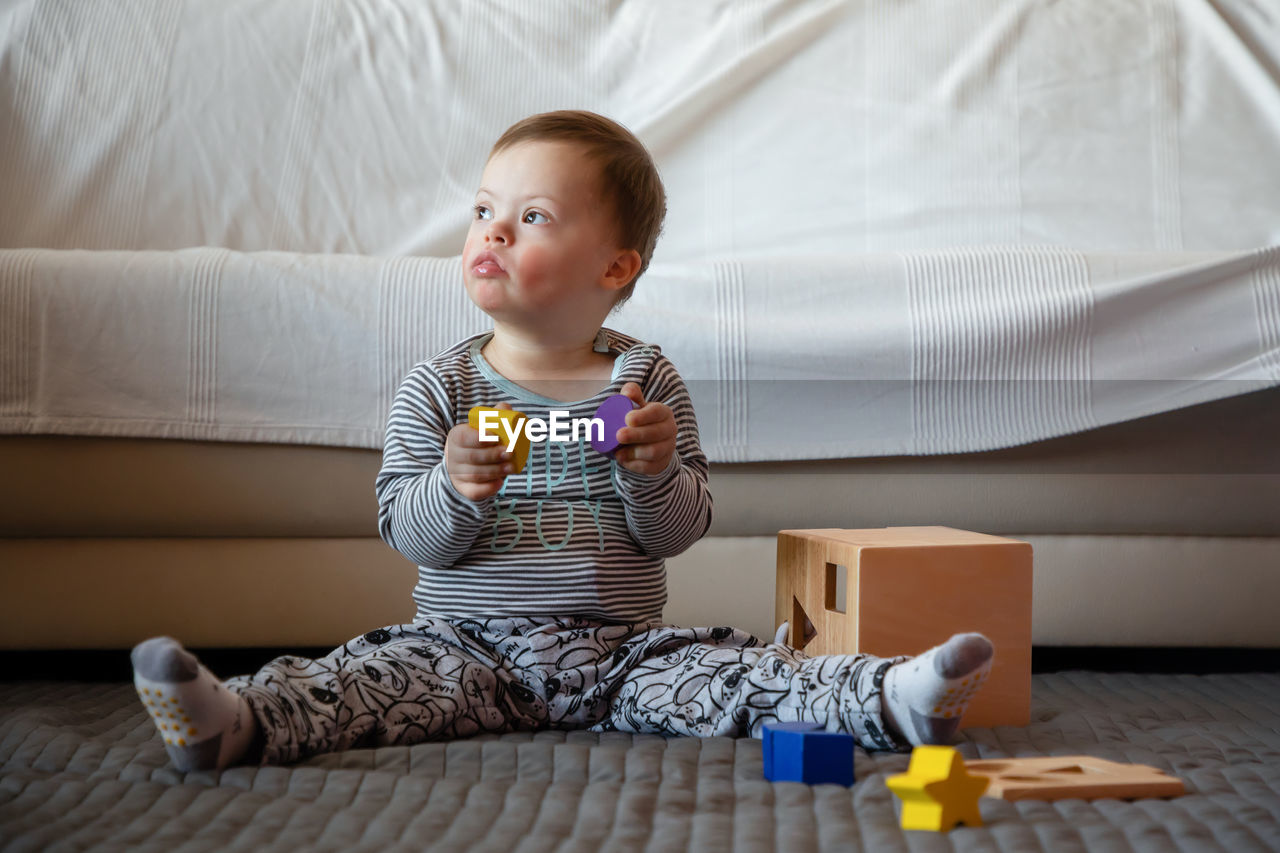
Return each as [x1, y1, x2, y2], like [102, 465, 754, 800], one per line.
[762, 721, 855, 786]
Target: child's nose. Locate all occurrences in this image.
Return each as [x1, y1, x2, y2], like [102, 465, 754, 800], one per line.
[485, 220, 512, 244]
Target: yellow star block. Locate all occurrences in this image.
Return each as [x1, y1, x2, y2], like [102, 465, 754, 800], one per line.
[886, 745, 988, 832]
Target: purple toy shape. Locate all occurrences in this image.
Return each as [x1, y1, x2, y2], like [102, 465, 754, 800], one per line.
[592, 393, 637, 456]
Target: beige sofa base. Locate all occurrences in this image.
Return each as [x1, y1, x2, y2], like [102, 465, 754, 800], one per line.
[3, 534, 1277, 650]
[0, 538, 419, 649]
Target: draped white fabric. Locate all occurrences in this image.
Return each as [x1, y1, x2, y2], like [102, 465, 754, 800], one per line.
[0, 0, 1277, 255]
[1, 0, 1277, 459]
[2, 247, 1276, 460]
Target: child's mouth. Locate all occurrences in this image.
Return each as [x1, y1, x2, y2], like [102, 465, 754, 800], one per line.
[471, 252, 506, 277]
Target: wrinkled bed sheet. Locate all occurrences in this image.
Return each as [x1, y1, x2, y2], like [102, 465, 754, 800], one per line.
[2, 672, 1278, 852]
[4, 0, 1280, 462]
[2, 0, 1278, 256]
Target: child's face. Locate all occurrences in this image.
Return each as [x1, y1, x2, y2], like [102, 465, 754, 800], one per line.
[464, 140, 629, 336]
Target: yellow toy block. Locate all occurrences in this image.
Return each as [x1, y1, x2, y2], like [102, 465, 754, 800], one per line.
[775, 527, 1032, 728]
[886, 745, 988, 832]
[467, 406, 530, 474]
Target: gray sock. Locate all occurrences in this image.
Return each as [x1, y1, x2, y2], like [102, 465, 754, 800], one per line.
[881, 633, 994, 746]
[131, 636, 258, 771]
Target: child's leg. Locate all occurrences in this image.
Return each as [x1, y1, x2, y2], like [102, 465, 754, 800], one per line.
[133, 620, 529, 769]
[591, 625, 992, 752]
[591, 625, 905, 750]
[131, 636, 259, 773]
[880, 632, 994, 746]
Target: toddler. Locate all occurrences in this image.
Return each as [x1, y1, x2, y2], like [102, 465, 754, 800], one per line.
[131, 110, 994, 771]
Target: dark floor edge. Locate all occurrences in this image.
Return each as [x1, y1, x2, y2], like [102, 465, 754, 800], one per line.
[1031, 646, 1280, 674]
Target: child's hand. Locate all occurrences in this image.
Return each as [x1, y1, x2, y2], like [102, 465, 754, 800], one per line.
[445, 402, 514, 501]
[613, 382, 677, 475]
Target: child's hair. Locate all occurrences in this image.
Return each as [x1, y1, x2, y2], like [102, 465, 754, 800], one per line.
[490, 110, 666, 309]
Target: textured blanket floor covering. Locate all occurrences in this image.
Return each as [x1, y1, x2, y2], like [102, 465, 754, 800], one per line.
[2, 672, 1278, 852]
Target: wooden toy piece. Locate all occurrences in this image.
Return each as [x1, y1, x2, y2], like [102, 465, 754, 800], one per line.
[762, 721, 855, 786]
[885, 745, 988, 832]
[467, 406, 530, 474]
[591, 393, 637, 456]
[965, 755, 1186, 801]
[775, 527, 1032, 729]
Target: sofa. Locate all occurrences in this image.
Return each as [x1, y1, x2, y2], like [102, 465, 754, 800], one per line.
[2, 0, 1278, 654]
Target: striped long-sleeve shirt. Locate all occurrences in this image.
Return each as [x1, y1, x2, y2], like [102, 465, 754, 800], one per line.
[375, 327, 713, 623]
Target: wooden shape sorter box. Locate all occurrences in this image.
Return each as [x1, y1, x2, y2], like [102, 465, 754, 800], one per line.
[775, 527, 1032, 729]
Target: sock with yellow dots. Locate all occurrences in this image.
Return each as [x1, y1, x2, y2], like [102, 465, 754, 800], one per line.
[880, 632, 994, 747]
[131, 636, 258, 772]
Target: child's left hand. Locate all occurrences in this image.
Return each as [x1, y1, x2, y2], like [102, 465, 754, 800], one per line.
[613, 382, 677, 475]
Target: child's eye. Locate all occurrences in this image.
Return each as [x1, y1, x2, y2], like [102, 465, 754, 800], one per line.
[523, 210, 549, 225]
[473, 205, 492, 221]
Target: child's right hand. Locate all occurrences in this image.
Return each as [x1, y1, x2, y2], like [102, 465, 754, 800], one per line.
[445, 402, 515, 501]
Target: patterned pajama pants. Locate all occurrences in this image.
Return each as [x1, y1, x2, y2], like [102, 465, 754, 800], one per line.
[224, 616, 911, 766]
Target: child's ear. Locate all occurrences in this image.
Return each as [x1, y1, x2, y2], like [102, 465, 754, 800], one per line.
[602, 249, 642, 292]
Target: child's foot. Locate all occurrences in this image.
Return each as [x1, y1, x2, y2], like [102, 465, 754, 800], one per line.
[881, 632, 994, 746]
[131, 636, 258, 771]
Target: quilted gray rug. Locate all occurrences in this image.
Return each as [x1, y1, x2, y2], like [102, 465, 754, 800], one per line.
[2, 672, 1278, 852]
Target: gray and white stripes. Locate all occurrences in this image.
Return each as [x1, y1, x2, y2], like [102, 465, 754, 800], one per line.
[375, 329, 712, 623]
